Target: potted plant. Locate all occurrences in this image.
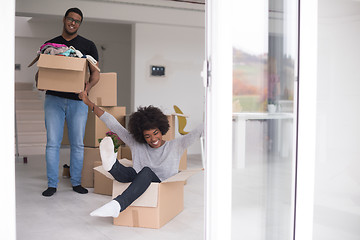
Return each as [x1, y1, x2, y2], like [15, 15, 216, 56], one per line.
[267, 99, 276, 113]
[98, 131, 121, 153]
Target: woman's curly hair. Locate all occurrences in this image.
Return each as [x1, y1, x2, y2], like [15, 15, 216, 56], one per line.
[128, 105, 169, 144]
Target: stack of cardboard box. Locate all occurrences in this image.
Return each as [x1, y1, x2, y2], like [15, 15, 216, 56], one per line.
[61, 72, 125, 190]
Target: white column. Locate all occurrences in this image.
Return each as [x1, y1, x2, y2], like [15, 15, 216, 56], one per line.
[205, 0, 233, 239]
[0, 1, 16, 239]
[294, 0, 318, 239]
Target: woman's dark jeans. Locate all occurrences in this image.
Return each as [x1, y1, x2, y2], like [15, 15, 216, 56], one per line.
[109, 160, 161, 212]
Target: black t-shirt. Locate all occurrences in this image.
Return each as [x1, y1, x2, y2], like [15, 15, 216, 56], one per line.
[44, 35, 99, 100]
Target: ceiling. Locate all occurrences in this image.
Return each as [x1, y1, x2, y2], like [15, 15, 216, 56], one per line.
[79, 0, 205, 11]
[165, 0, 204, 4]
[17, 0, 205, 26]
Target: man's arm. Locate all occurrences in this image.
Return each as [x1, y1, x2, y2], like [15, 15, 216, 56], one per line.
[79, 90, 104, 118]
[85, 62, 100, 93]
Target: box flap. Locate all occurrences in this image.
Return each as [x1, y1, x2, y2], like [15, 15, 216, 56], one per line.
[162, 168, 203, 183]
[86, 58, 101, 72]
[93, 165, 114, 179]
[171, 113, 189, 118]
[93, 158, 133, 180]
[37, 54, 86, 71]
[28, 54, 40, 68]
[112, 181, 159, 208]
[119, 158, 133, 167]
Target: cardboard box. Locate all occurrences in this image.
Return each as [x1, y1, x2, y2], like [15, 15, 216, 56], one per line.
[88, 72, 117, 106]
[120, 145, 132, 160]
[28, 54, 94, 93]
[84, 106, 126, 147]
[62, 106, 126, 147]
[93, 160, 113, 195]
[94, 159, 201, 228]
[82, 148, 100, 188]
[163, 114, 175, 141]
[120, 145, 187, 170]
[179, 149, 187, 171]
[82, 147, 121, 188]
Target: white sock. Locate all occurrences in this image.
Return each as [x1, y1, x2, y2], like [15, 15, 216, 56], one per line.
[90, 200, 121, 218]
[100, 136, 117, 171]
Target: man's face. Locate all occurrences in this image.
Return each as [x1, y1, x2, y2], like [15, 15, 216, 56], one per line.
[63, 12, 82, 36]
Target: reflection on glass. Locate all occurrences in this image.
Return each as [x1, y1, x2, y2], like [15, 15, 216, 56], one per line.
[231, 0, 298, 239]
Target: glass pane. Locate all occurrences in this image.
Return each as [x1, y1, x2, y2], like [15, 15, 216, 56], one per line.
[231, 0, 298, 239]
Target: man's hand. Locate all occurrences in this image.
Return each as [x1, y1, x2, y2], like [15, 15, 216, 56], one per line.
[84, 81, 91, 93]
[78, 90, 90, 105]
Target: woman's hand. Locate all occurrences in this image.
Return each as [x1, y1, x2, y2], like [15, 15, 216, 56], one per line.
[78, 90, 105, 117]
[78, 90, 90, 106]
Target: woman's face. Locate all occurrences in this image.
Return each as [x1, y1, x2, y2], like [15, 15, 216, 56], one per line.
[143, 128, 164, 148]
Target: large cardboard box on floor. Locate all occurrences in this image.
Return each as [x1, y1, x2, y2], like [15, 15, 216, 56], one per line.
[120, 145, 187, 170]
[82, 147, 121, 188]
[93, 161, 113, 195]
[81, 148, 101, 188]
[94, 148, 187, 196]
[88, 72, 117, 106]
[28, 54, 97, 92]
[62, 106, 126, 147]
[94, 159, 201, 228]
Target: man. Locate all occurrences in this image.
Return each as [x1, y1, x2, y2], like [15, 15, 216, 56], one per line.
[40, 7, 100, 197]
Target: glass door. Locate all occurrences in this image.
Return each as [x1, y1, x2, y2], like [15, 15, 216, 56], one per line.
[205, 0, 299, 239]
[231, 0, 298, 239]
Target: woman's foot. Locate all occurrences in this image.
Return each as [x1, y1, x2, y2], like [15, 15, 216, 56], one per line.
[90, 200, 121, 218]
[99, 136, 117, 171]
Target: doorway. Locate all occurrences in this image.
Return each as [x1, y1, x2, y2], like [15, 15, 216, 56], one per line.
[204, 0, 299, 239]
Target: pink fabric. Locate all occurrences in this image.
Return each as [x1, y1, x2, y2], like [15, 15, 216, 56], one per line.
[39, 43, 68, 51]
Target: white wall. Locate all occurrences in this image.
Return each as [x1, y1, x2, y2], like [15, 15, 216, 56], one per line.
[314, 0, 360, 238]
[1, 1, 16, 239]
[134, 23, 205, 154]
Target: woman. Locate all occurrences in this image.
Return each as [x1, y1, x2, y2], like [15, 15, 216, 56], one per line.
[78, 90, 203, 217]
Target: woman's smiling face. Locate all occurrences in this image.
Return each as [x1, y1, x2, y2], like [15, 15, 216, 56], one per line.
[143, 128, 165, 148]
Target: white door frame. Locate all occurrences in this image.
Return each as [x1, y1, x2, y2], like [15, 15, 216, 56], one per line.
[204, 0, 233, 240]
[1, 0, 16, 239]
[294, 0, 318, 239]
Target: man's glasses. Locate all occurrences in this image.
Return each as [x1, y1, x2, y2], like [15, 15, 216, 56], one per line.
[66, 17, 81, 25]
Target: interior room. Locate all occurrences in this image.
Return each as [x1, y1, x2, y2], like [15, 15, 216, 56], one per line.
[14, 0, 205, 239]
[4, 0, 360, 239]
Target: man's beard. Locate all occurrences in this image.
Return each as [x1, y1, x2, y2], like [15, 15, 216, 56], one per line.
[64, 25, 77, 36]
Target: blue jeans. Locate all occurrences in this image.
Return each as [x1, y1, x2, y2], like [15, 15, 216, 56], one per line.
[109, 161, 161, 211]
[44, 94, 88, 188]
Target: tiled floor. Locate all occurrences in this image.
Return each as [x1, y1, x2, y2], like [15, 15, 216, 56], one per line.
[15, 149, 204, 240]
[16, 140, 359, 240]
